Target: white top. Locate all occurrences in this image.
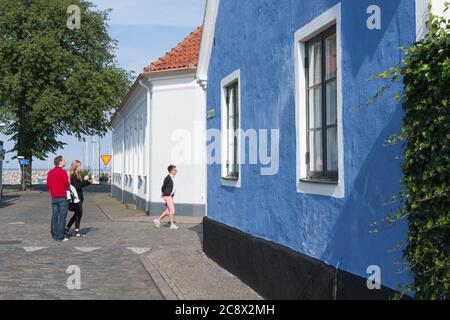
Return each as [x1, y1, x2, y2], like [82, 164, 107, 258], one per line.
[170, 174, 176, 196]
[67, 185, 80, 204]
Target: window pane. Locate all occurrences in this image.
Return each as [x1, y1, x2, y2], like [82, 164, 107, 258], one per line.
[309, 130, 323, 173]
[233, 132, 239, 175]
[234, 85, 239, 118]
[326, 126, 338, 172]
[228, 88, 235, 120]
[326, 80, 337, 125]
[325, 34, 337, 80]
[226, 83, 239, 177]
[228, 132, 235, 169]
[308, 87, 322, 129]
[308, 42, 321, 86]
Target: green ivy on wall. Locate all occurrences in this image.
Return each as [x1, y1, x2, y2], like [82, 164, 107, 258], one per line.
[371, 4, 449, 299]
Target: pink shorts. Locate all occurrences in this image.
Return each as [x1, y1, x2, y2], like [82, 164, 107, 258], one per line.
[162, 196, 175, 216]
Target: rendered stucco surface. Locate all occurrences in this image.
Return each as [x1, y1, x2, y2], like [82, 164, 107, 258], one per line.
[206, 0, 416, 290]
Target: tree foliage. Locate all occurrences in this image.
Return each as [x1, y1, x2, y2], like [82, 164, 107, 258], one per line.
[372, 4, 449, 299]
[0, 0, 130, 168]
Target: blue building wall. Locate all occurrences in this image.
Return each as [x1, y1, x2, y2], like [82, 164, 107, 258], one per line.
[206, 0, 416, 290]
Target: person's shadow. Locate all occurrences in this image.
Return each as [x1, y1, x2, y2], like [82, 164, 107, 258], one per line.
[77, 227, 97, 236]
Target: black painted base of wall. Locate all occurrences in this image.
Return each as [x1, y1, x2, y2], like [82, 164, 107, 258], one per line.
[203, 217, 402, 300]
[111, 185, 205, 216]
[149, 202, 205, 217]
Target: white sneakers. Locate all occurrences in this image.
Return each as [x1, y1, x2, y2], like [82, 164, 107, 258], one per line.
[153, 219, 178, 230]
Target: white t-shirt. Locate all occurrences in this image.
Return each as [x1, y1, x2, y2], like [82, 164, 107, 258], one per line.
[170, 174, 176, 196]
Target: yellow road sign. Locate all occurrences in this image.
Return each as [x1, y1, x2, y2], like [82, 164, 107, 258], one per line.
[101, 155, 112, 166]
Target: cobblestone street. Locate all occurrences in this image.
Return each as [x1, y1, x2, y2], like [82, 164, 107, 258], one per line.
[0, 186, 165, 299]
[0, 186, 260, 300]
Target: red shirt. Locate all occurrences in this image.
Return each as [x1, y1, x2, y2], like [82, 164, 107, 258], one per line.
[46, 167, 70, 198]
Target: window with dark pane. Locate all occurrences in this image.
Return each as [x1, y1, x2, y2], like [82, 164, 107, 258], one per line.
[305, 26, 338, 181]
[225, 81, 239, 178]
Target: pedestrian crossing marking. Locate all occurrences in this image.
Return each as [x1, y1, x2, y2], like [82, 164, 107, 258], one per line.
[126, 247, 151, 255]
[18, 246, 152, 254]
[8, 222, 25, 225]
[74, 247, 100, 253]
[23, 247, 47, 253]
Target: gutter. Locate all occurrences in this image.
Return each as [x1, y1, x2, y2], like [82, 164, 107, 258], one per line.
[138, 78, 153, 215]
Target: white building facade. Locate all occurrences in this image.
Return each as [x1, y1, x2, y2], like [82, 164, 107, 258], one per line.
[111, 27, 206, 216]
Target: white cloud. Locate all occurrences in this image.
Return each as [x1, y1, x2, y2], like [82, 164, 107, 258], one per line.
[92, 0, 206, 27]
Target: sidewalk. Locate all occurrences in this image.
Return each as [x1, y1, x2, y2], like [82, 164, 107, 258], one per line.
[93, 194, 203, 224]
[92, 194, 262, 300]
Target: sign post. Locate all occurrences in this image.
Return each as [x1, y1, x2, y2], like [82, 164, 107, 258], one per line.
[17, 156, 29, 191]
[100, 155, 112, 185]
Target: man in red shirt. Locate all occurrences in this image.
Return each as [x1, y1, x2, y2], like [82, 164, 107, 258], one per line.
[46, 156, 70, 241]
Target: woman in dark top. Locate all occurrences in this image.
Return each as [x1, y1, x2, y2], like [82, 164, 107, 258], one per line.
[66, 160, 91, 237]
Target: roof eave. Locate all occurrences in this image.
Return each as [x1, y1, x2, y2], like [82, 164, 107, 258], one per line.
[142, 67, 197, 77]
[196, 0, 220, 82]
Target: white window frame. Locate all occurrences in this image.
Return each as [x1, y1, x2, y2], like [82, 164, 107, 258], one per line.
[220, 69, 241, 188]
[294, 3, 345, 198]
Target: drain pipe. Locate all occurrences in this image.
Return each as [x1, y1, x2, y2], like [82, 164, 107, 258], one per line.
[112, 111, 126, 203]
[138, 77, 152, 215]
[109, 126, 115, 199]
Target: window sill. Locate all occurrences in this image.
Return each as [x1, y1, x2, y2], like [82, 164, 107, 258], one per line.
[299, 177, 338, 185]
[221, 176, 239, 181]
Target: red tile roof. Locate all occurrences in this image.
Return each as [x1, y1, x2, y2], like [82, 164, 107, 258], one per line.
[144, 26, 203, 73]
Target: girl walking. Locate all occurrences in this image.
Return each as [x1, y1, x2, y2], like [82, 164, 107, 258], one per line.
[66, 160, 91, 237]
[153, 165, 179, 230]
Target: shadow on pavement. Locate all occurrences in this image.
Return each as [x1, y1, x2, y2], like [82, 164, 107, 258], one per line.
[0, 194, 20, 209]
[78, 226, 99, 235]
[188, 223, 203, 245]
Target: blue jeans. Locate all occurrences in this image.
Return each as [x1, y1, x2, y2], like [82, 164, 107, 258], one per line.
[51, 197, 68, 241]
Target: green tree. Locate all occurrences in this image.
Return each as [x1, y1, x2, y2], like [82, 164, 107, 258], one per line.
[0, 0, 130, 189]
[371, 4, 449, 299]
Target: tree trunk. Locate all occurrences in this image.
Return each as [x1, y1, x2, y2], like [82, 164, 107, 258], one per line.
[24, 158, 32, 191]
[20, 157, 32, 191]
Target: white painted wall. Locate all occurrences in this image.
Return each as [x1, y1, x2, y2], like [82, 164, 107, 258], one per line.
[150, 73, 206, 208]
[416, 0, 450, 39]
[112, 84, 148, 202]
[112, 71, 206, 214]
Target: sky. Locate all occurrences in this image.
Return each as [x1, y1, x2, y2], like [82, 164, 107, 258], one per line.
[0, 0, 206, 170]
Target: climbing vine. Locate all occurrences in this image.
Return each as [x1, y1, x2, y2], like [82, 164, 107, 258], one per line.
[371, 4, 450, 299]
